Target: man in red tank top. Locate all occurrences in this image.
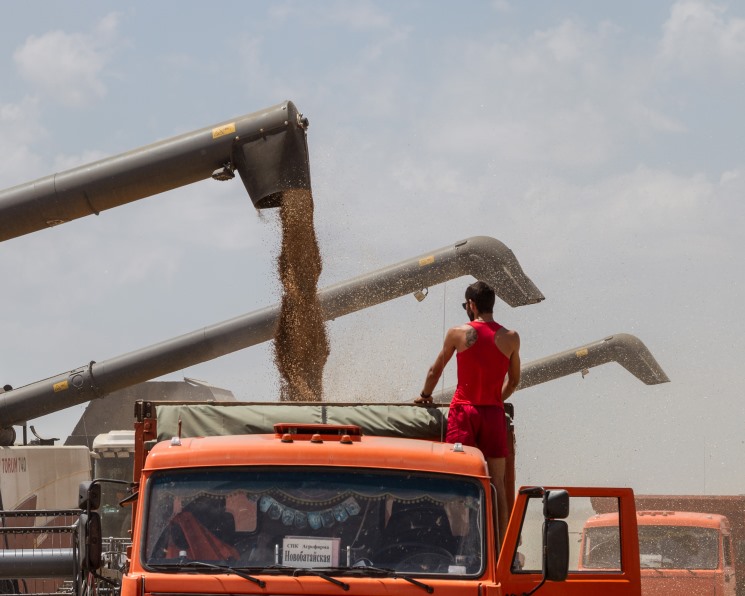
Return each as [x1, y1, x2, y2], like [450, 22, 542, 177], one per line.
[415, 281, 521, 544]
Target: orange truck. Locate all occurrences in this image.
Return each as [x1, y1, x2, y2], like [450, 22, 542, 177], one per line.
[633, 495, 745, 595]
[582, 504, 740, 595]
[65, 400, 645, 596]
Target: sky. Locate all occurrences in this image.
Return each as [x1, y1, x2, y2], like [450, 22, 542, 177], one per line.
[1, 0, 744, 495]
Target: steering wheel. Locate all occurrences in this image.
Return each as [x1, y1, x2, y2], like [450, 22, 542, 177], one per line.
[374, 542, 454, 572]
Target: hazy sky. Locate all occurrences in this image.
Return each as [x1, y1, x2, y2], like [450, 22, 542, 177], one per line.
[1, 1, 744, 494]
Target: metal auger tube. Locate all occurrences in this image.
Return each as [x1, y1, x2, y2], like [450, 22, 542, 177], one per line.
[0, 236, 543, 435]
[0, 101, 310, 243]
[517, 332, 670, 389]
[432, 332, 670, 402]
[0, 549, 75, 578]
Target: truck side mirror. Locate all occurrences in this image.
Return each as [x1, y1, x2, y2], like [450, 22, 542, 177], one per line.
[736, 539, 745, 562]
[78, 512, 102, 571]
[79, 480, 101, 511]
[543, 489, 570, 583]
[544, 489, 569, 519]
[544, 520, 569, 582]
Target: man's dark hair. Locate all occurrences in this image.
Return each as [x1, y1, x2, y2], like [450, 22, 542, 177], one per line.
[465, 281, 496, 313]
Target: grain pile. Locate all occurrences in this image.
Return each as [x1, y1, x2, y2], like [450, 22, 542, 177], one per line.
[273, 189, 329, 402]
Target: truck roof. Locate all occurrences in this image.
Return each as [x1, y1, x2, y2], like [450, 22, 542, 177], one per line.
[92, 429, 135, 453]
[585, 510, 730, 530]
[143, 431, 489, 479]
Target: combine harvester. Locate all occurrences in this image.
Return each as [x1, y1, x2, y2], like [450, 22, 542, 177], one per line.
[0, 100, 669, 596]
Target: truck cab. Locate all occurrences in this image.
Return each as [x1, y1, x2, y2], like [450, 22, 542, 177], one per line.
[135, 428, 489, 577]
[581, 510, 736, 595]
[114, 404, 642, 596]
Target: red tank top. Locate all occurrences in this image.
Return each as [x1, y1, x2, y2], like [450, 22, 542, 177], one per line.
[451, 321, 510, 406]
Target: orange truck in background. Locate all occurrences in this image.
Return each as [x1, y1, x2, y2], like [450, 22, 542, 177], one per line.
[582, 509, 736, 595]
[636, 495, 745, 595]
[80, 400, 644, 596]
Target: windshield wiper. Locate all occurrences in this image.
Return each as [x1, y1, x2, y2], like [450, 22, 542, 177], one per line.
[314, 565, 434, 593]
[243, 565, 350, 590]
[292, 568, 350, 590]
[150, 561, 265, 588]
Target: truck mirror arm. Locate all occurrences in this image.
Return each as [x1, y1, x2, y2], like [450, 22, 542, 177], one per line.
[512, 488, 570, 595]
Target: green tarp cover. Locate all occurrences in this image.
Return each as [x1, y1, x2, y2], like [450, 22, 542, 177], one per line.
[155, 402, 451, 442]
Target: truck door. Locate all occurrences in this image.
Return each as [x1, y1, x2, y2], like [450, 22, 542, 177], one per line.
[498, 487, 641, 596]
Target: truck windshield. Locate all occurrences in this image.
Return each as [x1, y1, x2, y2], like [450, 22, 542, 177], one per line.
[143, 468, 484, 576]
[583, 525, 720, 570]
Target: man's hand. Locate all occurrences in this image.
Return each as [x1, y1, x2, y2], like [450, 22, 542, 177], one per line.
[414, 394, 433, 404]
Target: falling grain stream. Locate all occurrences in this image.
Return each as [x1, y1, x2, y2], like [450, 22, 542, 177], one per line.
[273, 189, 330, 402]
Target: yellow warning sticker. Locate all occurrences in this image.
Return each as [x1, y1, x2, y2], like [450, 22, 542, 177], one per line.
[212, 123, 236, 139]
[575, 348, 589, 358]
[419, 255, 435, 267]
[53, 380, 69, 392]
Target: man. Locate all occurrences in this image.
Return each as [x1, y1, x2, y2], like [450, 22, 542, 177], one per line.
[415, 280, 520, 545]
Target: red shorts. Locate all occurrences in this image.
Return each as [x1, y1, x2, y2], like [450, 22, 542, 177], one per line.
[446, 403, 509, 458]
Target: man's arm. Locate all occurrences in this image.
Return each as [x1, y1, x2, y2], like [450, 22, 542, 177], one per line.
[415, 328, 458, 403]
[501, 330, 521, 401]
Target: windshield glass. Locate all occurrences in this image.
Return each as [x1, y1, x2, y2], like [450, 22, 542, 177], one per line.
[143, 468, 484, 576]
[583, 525, 719, 570]
[637, 526, 720, 570]
[95, 457, 132, 538]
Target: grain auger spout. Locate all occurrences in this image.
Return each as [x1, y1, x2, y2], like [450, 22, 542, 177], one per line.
[0, 101, 310, 242]
[0, 236, 543, 442]
[432, 332, 670, 402]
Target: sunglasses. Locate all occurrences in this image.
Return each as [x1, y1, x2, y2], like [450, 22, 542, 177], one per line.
[462, 301, 468, 310]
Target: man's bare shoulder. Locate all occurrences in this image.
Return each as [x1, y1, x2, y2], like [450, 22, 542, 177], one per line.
[497, 326, 519, 337]
[496, 327, 520, 349]
[445, 324, 476, 350]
